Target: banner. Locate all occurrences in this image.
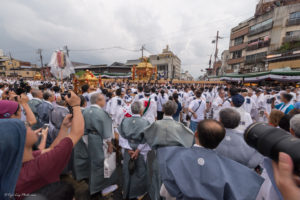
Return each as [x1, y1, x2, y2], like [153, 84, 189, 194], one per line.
[48, 50, 75, 79]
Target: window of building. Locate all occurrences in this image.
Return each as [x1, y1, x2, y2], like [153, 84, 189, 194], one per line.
[286, 30, 300, 36]
[290, 12, 300, 20]
[233, 64, 240, 70]
[232, 50, 242, 59]
[234, 36, 244, 46]
[250, 19, 272, 31]
[246, 52, 267, 62]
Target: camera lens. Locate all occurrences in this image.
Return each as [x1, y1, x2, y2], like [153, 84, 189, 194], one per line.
[244, 123, 300, 175]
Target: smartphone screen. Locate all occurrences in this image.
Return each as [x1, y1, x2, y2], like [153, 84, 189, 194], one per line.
[42, 124, 49, 130]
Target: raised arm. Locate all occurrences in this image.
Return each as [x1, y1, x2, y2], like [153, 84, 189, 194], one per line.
[65, 91, 84, 146]
[19, 93, 37, 126]
[47, 114, 72, 150]
[43, 91, 84, 153]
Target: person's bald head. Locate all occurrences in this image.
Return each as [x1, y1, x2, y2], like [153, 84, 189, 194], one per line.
[196, 119, 225, 149]
[90, 93, 106, 108]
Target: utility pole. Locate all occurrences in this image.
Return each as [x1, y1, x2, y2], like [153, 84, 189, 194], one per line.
[140, 45, 145, 59]
[37, 49, 45, 79]
[64, 45, 69, 57]
[212, 31, 224, 65]
[9, 52, 16, 77]
[214, 31, 219, 65]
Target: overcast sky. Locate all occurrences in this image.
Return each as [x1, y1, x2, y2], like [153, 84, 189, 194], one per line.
[0, 0, 258, 78]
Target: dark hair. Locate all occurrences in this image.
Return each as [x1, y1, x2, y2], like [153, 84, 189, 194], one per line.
[38, 85, 45, 91]
[106, 92, 112, 99]
[0, 84, 4, 89]
[138, 86, 143, 92]
[81, 84, 89, 93]
[241, 89, 248, 93]
[46, 83, 52, 89]
[197, 120, 225, 149]
[160, 90, 165, 97]
[151, 87, 156, 93]
[219, 108, 241, 129]
[172, 93, 179, 103]
[144, 87, 150, 96]
[52, 86, 60, 93]
[278, 109, 300, 131]
[25, 85, 32, 93]
[195, 90, 202, 98]
[43, 92, 52, 100]
[279, 115, 291, 132]
[102, 89, 108, 95]
[282, 93, 293, 102]
[229, 87, 238, 96]
[79, 95, 86, 107]
[116, 88, 122, 96]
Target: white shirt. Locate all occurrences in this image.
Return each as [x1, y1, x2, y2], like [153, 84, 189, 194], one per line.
[212, 96, 223, 120]
[157, 94, 169, 112]
[234, 107, 253, 133]
[256, 94, 265, 110]
[264, 94, 273, 114]
[189, 98, 206, 122]
[108, 96, 125, 127]
[182, 92, 190, 108]
[140, 97, 157, 124]
[222, 97, 232, 109]
[27, 93, 33, 101]
[150, 93, 158, 102]
[242, 96, 254, 114]
[134, 92, 145, 102]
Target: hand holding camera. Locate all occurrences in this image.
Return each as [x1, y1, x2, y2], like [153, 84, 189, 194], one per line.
[272, 152, 300, 200]
[244, 123, 300, 175]
[63, 91, 80, 107]
[62, 91, 81, 116]
[18, 93, 29, 105]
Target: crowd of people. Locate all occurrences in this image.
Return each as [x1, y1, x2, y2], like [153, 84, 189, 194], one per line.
[1, 78, 300, 200]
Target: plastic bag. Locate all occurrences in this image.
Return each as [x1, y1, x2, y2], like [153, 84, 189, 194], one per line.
[103, 143, 116, 178]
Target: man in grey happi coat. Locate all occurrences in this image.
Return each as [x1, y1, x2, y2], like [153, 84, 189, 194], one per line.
[48, 98, 69, 146]
[143, 100, 194, 200]
[75, 93, 117, 197]
[215, 108, 264, 169]
[36, 91, 55, 126]
[118, 101, 150, 199]
[157, 120, 264, 200]
[28, 89, 43, 129]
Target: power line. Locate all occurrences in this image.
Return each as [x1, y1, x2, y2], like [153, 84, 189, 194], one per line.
[69, 46, 140, 52]
[137, 11, 254, 45]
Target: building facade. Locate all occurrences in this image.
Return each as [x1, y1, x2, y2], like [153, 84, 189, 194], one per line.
[181, 71, 194, 81]
[219, 50, 230, 75]
[126, 45, 181, 80]
[0, 55, 40, 78]
[149, 45, 181, 79]
[74, 62, 131, 75]
[228, 0, 300, 74]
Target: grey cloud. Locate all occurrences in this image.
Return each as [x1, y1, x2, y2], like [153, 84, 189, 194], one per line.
[0, 0, 257, 78]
